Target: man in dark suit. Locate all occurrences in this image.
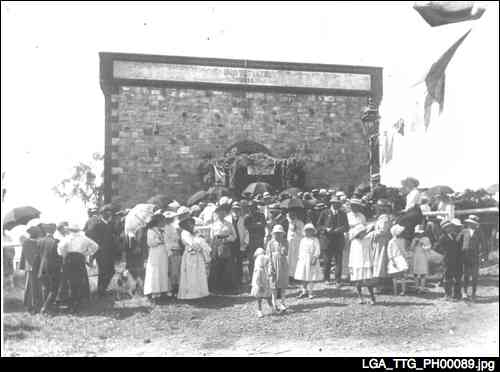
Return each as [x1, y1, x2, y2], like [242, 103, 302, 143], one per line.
[435, 220, 463, 300]
[38, 223, 63, 314]
[85, 204, 116, 297]
[244, 202, 266, 276]
[459, 215, 484, 301]
[316, 196, 349, 286]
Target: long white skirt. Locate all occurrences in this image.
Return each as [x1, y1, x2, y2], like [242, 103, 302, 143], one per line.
[144, 246, 170, 295]
[287, 236, 301, 277]
[178, 251, 209, 300]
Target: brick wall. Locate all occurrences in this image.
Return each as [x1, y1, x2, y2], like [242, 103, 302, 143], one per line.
[109, 86, 370, 206]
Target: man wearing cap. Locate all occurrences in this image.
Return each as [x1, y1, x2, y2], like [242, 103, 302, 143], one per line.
[317, 196, 349, 285]
[226, 201, 249, 286]
[435, 220, 463, 300]
[84, 204, 116, 297]
[458, 215, 484, 301]
[244, 201, 267, 276]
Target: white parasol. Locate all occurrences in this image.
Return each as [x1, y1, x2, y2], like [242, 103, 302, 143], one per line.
[124, 203, 156, 237]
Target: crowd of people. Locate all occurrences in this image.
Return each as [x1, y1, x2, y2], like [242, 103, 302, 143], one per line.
[5, 176, 497, 317]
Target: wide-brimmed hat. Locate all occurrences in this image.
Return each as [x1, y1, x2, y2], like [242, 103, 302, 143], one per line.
[303, 223, 316, 233]
[231, 201, 241, 209]
[329, 196, 342, 204]
[163, 211, 178, 219]
[313, 202, 326, 210]
[311, 189, 319, 194]
[401, 177, 420, 188]
[271, 224, 285, 234]
[349, 198, 364, 206]
[440, 220, 453, 229]
[390, 224, 405, 237]
[451, 218, 463, 227]
[464, 215, 480, 225]
[414, 225, 425, 234]
[335, 191, 346, 197]
[262, 192, 272, 199]
[167, 200, 181, 211]
[26, 218, 42, 230]
[254, 248, 265, 257]
[319, 189, 328, 196]
[349, 224, 367, 240]
[100, 204, 114, 214]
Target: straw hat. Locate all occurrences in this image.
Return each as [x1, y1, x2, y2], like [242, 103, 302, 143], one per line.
[26, 218, 42, 230]
[303, 223, 317, 233]
[390, 224, 405, 237]
[349, 198, 364, 206]
[163, 211, 178, 219]
[451, 218, 463, 227]
[271, 224, 285, 234]
[414, 225, 425, 234]
[464, 215, 480, 226]
[319, 189, 328, 196]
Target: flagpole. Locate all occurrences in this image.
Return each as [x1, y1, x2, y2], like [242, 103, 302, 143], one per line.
[361, 99, 381, 191]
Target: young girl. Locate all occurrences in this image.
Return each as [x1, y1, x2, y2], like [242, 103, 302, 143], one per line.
[411, 225, 431, 293]
[349, 224, 377, 304]
[144, 213, 170, 303]
[387, 224, 409, 295]
[266, 224, 289, 312]
[287, 210, 304, 280]
[294, 223, 322, 299]
[250, 248, 274, 317]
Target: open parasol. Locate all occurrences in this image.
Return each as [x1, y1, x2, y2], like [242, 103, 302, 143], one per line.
[124, 203, 156, 237]
[426, 185, 454, 198]
[187, 190, 209, 206]
[3, 206, 41, 231]
[279, 187, 302, 198]
[243, 182, 271, 196]
[486, 184, 499, 194]
[280, 197, 304, 210]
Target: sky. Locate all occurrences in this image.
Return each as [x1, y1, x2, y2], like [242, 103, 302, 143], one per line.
[1, 1, 498, 225]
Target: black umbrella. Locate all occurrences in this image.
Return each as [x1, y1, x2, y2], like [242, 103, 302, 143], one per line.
[207, 186, 230, 198]
[187, 190, 209, 206]
[280, 198, 304, 210]
[279, 187, 302, 198]
[243, 182, 271, 196]
[427, 185, 454, 198]
[303, 199, 317, 210]
[3, 206, 41, 230]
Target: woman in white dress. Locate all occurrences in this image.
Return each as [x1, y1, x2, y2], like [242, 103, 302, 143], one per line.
[294, 223, 322, 299]
[349, 224, 377, 304]
[178, 215, 211, 300]
[163, 211, 182, 296]
[287, 210, 304, 279]
[144, 214, 170, 303]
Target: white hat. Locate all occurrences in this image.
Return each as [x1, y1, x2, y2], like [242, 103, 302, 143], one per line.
[303, 223, 317, 233]
[319, 189, 328, 195]
[254, 248, 265, 257]
[414, 225, 425, 234]
[219, 196, 232, 206]
[163, 211, 178, 219]
[336, 191, 346, 196]
[451, 218, 463, 227]
[167, 200, 181, 211]
[26, 218, 42, 230]
[390, 224, 405, 237]
[176, 206, 190, 217]
[271, 224, 285, 234]
[349, 224, 367, 240]
[349, 198, 364, 206]
[464, 215, 480, 225]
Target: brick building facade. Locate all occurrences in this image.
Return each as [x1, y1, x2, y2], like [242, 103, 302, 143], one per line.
[99, 53, 382, 206]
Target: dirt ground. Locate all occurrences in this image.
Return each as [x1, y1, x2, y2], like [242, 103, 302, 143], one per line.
[2, 265, 499, 357]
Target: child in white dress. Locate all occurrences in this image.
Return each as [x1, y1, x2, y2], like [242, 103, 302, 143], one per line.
[410, 225, 431, 293]
[294, 224, 322, 299]
[387, 224, 409, 295]
[250, 248, 274, 317]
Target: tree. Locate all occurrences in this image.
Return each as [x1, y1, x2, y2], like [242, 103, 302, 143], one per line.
[53, 153, 104, 209]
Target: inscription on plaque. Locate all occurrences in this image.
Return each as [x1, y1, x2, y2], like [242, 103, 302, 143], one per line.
[113, 61, 371, 91]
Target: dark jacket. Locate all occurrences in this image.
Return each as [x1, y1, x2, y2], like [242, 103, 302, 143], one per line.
[458, 229, 483, 269]
[37, 236, 62, 281]
[435, 233, 463, 274]
[84, 216, 115, 262]
[317, 208, 349, 245]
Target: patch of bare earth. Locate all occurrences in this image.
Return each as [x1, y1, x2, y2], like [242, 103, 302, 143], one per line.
[3, 265, 498, 356]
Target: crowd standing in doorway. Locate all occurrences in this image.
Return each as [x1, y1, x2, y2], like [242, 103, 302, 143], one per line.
[4, 177, 498, 317]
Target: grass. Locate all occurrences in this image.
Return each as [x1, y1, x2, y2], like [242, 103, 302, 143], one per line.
[2, 263, 499, 356]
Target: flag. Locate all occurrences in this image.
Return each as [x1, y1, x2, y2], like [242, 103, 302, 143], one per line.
[385, 132, 395, 164]
[414, 1, 486, 27]
[423, 29, 471, 130]
[393, 119, 405, 136]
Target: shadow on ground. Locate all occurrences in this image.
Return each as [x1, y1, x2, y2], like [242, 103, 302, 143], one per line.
[3, 321, 40, 341]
